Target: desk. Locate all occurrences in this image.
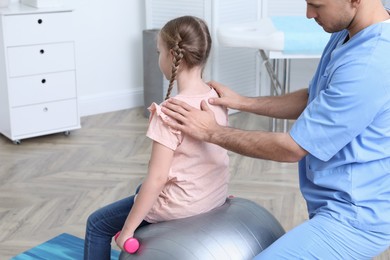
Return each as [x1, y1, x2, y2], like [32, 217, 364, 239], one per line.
[218, 16, 330, 131]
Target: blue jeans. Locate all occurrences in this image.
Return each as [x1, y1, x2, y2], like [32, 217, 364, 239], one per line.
[84, 185, 149, 260]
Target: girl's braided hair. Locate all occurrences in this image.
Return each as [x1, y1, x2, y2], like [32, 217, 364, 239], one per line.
[159, 16, 212, 100]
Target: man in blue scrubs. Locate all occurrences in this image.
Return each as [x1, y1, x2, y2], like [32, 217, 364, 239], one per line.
[162, 0, 390, 258]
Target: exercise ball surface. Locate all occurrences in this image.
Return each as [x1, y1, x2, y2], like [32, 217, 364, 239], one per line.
[119, 197, 285, 260]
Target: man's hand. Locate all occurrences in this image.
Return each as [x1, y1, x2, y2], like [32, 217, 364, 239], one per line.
[161, 98, 220, 142]
[208, 80, 245, 110]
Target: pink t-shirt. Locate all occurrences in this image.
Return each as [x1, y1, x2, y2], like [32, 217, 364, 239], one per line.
[144, 88, 230, 223]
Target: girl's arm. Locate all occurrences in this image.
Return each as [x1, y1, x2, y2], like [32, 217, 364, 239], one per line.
[116, 141, 174, 249]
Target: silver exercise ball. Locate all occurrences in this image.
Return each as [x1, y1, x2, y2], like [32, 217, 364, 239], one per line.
[119, 197, 285, 260]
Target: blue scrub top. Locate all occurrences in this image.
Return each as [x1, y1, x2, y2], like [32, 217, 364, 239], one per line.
[290, 21, 390, 233]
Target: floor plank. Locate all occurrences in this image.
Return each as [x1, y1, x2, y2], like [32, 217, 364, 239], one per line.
[0, 107, 388, 259]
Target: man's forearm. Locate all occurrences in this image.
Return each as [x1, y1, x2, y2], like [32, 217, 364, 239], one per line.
[239, 88, 308, 120]
[209, 125, 306, 163]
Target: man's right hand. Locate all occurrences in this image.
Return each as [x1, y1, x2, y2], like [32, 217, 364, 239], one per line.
[207, 80, 245, 110]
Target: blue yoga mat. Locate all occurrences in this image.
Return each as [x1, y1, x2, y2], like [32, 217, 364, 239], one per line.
[11, 233, 120, 260]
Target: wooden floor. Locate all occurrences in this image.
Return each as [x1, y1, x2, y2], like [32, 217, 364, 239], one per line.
[0, 107, 389, 259]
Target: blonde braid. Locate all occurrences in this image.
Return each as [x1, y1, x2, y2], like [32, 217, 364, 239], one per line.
[165, 43, 184, 100]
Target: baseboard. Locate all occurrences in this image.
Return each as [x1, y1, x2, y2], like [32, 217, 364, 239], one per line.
[78, 88, 144, 117]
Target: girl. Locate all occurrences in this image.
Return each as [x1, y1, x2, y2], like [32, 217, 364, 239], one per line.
[84, 16, 230, 259]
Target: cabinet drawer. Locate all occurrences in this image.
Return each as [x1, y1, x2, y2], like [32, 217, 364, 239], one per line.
[11, 99, 78, 136]
[9, 71, 76, 107]
[7, 42, 75, 77]
[3, 11, 74, 46]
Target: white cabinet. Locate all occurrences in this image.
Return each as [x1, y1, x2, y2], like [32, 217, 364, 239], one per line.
[0, 4, 80, 144]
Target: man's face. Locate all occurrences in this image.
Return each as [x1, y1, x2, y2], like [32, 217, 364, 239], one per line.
[306, 0, 356, 33]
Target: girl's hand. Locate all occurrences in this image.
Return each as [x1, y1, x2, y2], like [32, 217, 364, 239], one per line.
[115, 231, 134, 251]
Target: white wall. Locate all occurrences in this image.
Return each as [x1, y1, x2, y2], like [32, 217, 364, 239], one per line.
[12, 0, 386, 117]
[69, 0, 145, 116]
[66, 0, 390, 116]
[6, 0, 326, 117]
[11, 0, 146, 117]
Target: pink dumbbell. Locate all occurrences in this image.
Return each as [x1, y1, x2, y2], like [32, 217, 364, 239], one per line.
[114, 231, 140, 254]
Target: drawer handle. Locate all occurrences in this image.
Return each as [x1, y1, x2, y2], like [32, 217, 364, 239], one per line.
[41, 79, 46, 84]
[43, 107, 48, 112]
[37, 19, 43, 24]
[40, 49, 45, 54]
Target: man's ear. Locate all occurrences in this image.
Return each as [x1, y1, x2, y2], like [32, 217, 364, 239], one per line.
[350, 0, 361, 7]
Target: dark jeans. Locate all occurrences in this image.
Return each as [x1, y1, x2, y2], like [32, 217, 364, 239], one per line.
[84, 185, 149, 260]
